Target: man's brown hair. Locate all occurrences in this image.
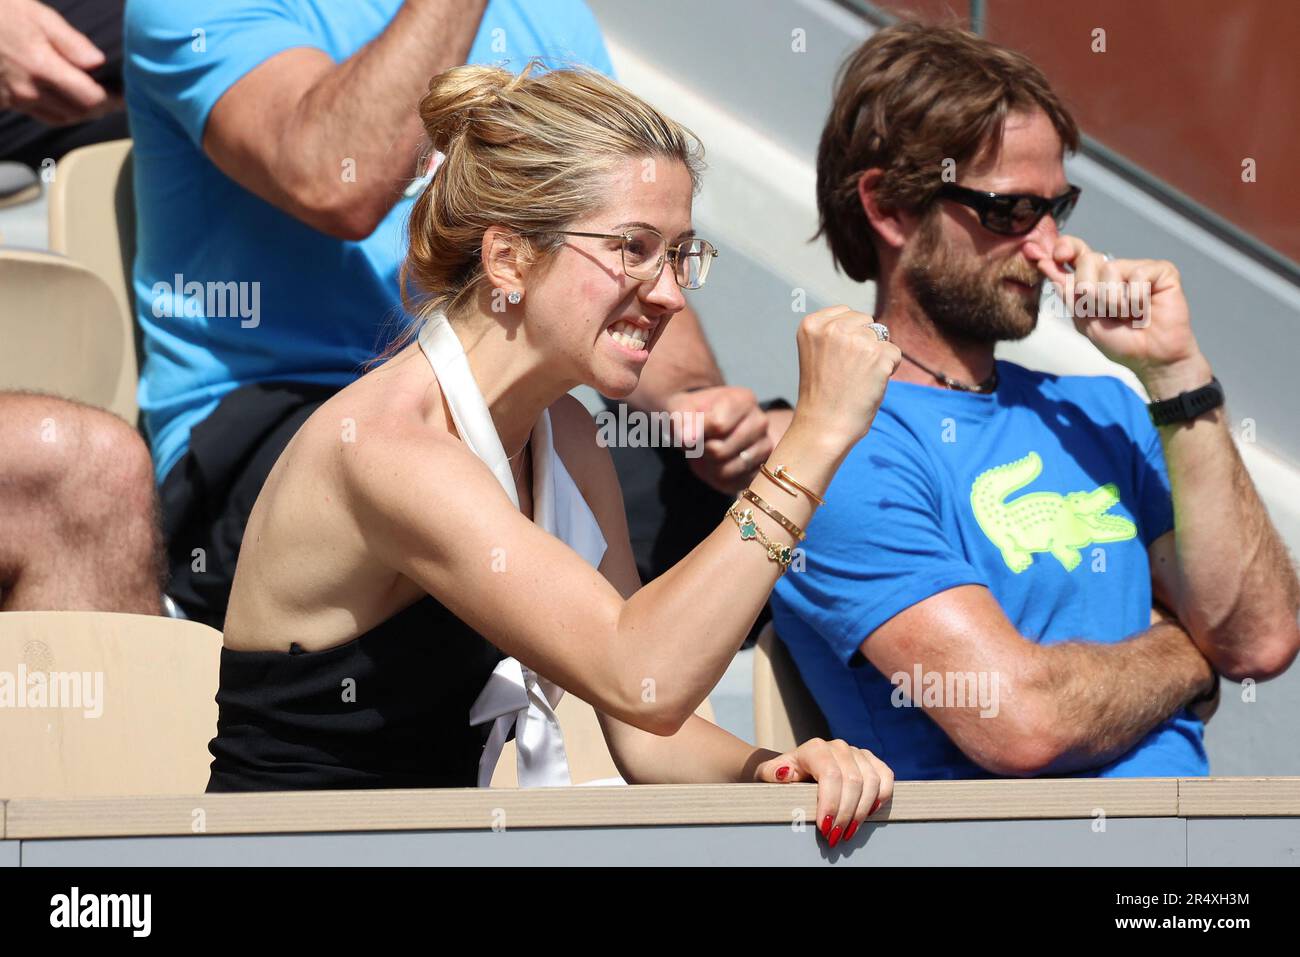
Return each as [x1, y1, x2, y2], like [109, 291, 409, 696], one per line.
[815, 21, 1080, 282]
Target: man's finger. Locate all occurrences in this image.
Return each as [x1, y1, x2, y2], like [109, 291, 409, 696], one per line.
[40, 6, 106, 71]
[704, 407, 769, 462]
[33, 47, 109, 114]
[702, 391, 755, 436]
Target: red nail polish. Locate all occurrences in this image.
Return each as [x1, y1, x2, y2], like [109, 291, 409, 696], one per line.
[820, 815, 833, 838]
[775, 765, 790, 781]
[829, 825, 843, 848]
[844, 821, 859, 842]
[870, 798, 881, 816]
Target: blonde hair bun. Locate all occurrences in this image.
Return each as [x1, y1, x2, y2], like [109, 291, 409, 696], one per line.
[397, 59, 704, 335]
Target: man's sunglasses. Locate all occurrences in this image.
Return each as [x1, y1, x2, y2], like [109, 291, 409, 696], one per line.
[936, 183, 1082, 237]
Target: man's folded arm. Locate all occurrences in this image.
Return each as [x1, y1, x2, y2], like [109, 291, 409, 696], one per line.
[859, 584, 1216, 777]
[201, 0, 488, 240]
[1145, 409, 1300, 681]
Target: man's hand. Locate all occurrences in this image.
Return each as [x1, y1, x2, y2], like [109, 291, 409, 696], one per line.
[1027, 235, 1210, 398]
[0, 0, 120, 126]
[665, 386, 772, 495]
[1153, 602, 1219, 723]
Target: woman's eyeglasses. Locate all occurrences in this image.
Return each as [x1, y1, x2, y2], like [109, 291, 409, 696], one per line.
[936, 184, 1082, 237]
[555, 227, 719, 289]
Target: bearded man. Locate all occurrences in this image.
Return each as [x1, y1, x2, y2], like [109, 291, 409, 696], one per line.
[770, 22, 1299, 779]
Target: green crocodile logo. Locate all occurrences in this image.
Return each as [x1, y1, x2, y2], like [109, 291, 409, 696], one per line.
[970, 451, 1137, 573]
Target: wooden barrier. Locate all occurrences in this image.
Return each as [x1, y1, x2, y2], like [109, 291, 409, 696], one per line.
[3, 778, 1297, 866]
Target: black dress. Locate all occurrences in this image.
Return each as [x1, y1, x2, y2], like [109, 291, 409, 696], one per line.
[206, 596, 504, 792]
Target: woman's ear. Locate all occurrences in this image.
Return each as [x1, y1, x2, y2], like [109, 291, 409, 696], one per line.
[481, 226, 528, 302]
[856, 169, 908, 252]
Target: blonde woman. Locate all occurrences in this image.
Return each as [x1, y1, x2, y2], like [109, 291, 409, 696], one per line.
[211, 63, 900, 848]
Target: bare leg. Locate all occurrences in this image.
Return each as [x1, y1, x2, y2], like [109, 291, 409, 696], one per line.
[0, 393, 164, 613]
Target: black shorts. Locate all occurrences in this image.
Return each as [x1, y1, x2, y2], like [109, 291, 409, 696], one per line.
[158, 380, 340, 630]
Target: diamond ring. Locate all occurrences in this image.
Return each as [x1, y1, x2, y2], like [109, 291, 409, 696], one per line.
[867, 322, 890, 342]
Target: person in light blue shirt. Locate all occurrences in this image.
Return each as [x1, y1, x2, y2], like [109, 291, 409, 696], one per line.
[123, 0, 613, 627]
[774, 363, 1207, 779]
[772, 23, 1299, 780]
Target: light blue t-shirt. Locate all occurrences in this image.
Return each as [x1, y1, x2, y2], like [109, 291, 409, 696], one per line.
[124, 0, 613, 483]
[771, 360, 1208, 779]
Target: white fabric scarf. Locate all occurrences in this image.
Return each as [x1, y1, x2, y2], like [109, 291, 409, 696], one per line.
[418, 312, 608, 788]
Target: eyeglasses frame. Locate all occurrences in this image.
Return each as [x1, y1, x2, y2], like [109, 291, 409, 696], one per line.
[554, 228, 719, 289]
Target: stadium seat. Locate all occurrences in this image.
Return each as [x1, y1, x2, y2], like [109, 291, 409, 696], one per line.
[45, 138, 139, 424]
[752, 622, 829, 753]
[0, 248, 137, 421]
[46, 139, 136, 336]
[0, 161, 40, 209]
[0, 611, 221, 798]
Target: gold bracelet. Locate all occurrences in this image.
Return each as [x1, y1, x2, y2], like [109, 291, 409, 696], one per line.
[727, 502, 794, 568]
[740, 488, 805, 541]
[760, 463, 827, 506]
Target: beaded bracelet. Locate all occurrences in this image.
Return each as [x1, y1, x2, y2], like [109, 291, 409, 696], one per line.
[727, 502, 795, 568]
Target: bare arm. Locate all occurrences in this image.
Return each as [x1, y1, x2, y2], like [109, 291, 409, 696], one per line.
[568, 425, 780, 779]
[346, 308, 900, 736]
[569, 409, 893, 840]
[347, 401, 835, 736]
[1030, 235, 1300, 681]
[1144, 360, 1300, 680]
[862, 585, 1216, 777]
[202, 0, 488, 239]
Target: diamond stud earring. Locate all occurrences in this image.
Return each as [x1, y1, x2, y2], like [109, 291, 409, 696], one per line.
[507, 290, 522, 305]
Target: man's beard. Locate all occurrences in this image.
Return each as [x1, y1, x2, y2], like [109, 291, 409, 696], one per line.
[900, 213, 1043, 345]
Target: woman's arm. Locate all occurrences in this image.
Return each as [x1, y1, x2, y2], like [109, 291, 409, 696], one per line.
[346, 307, 898, 736]
[560, 394, 897, 844]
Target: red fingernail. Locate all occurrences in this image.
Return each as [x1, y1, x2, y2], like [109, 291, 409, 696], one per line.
[844, 821, 859, 842]
[828, 825, 843, 848]
[820, 815, 833, 838]
[870, 798, 881, 816]
[775, 765, 790, 781]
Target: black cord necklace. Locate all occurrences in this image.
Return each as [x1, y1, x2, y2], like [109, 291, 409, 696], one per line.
[900, 350, 999, 394]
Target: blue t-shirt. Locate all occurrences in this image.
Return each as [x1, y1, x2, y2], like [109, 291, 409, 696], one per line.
[771, 360, 1208, 779]
[124, 0, 613, 483]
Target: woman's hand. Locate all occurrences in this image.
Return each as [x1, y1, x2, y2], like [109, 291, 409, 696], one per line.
[789, 305, 901, 451]
[754, 737, 894, 848]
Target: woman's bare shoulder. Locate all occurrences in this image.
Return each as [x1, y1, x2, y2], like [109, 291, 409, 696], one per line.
[317, 367, 471, 507]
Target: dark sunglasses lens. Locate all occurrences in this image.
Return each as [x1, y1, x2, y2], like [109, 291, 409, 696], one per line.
[1008, 196, 1047, 235]
[1053, 190, 1080, 228]
[980, 196, 1028, 235]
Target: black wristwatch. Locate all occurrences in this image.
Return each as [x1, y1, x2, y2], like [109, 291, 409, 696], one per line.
[1147, 377, 1224, 427]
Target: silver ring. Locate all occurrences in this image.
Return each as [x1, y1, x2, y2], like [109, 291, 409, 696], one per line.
[1101, 253, 1115, 262]
[867, 322, 890, 342]
[739, 448, 753, 467]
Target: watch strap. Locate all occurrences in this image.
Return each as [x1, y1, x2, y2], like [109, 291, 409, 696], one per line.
[1148, 377, 1224, 427]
